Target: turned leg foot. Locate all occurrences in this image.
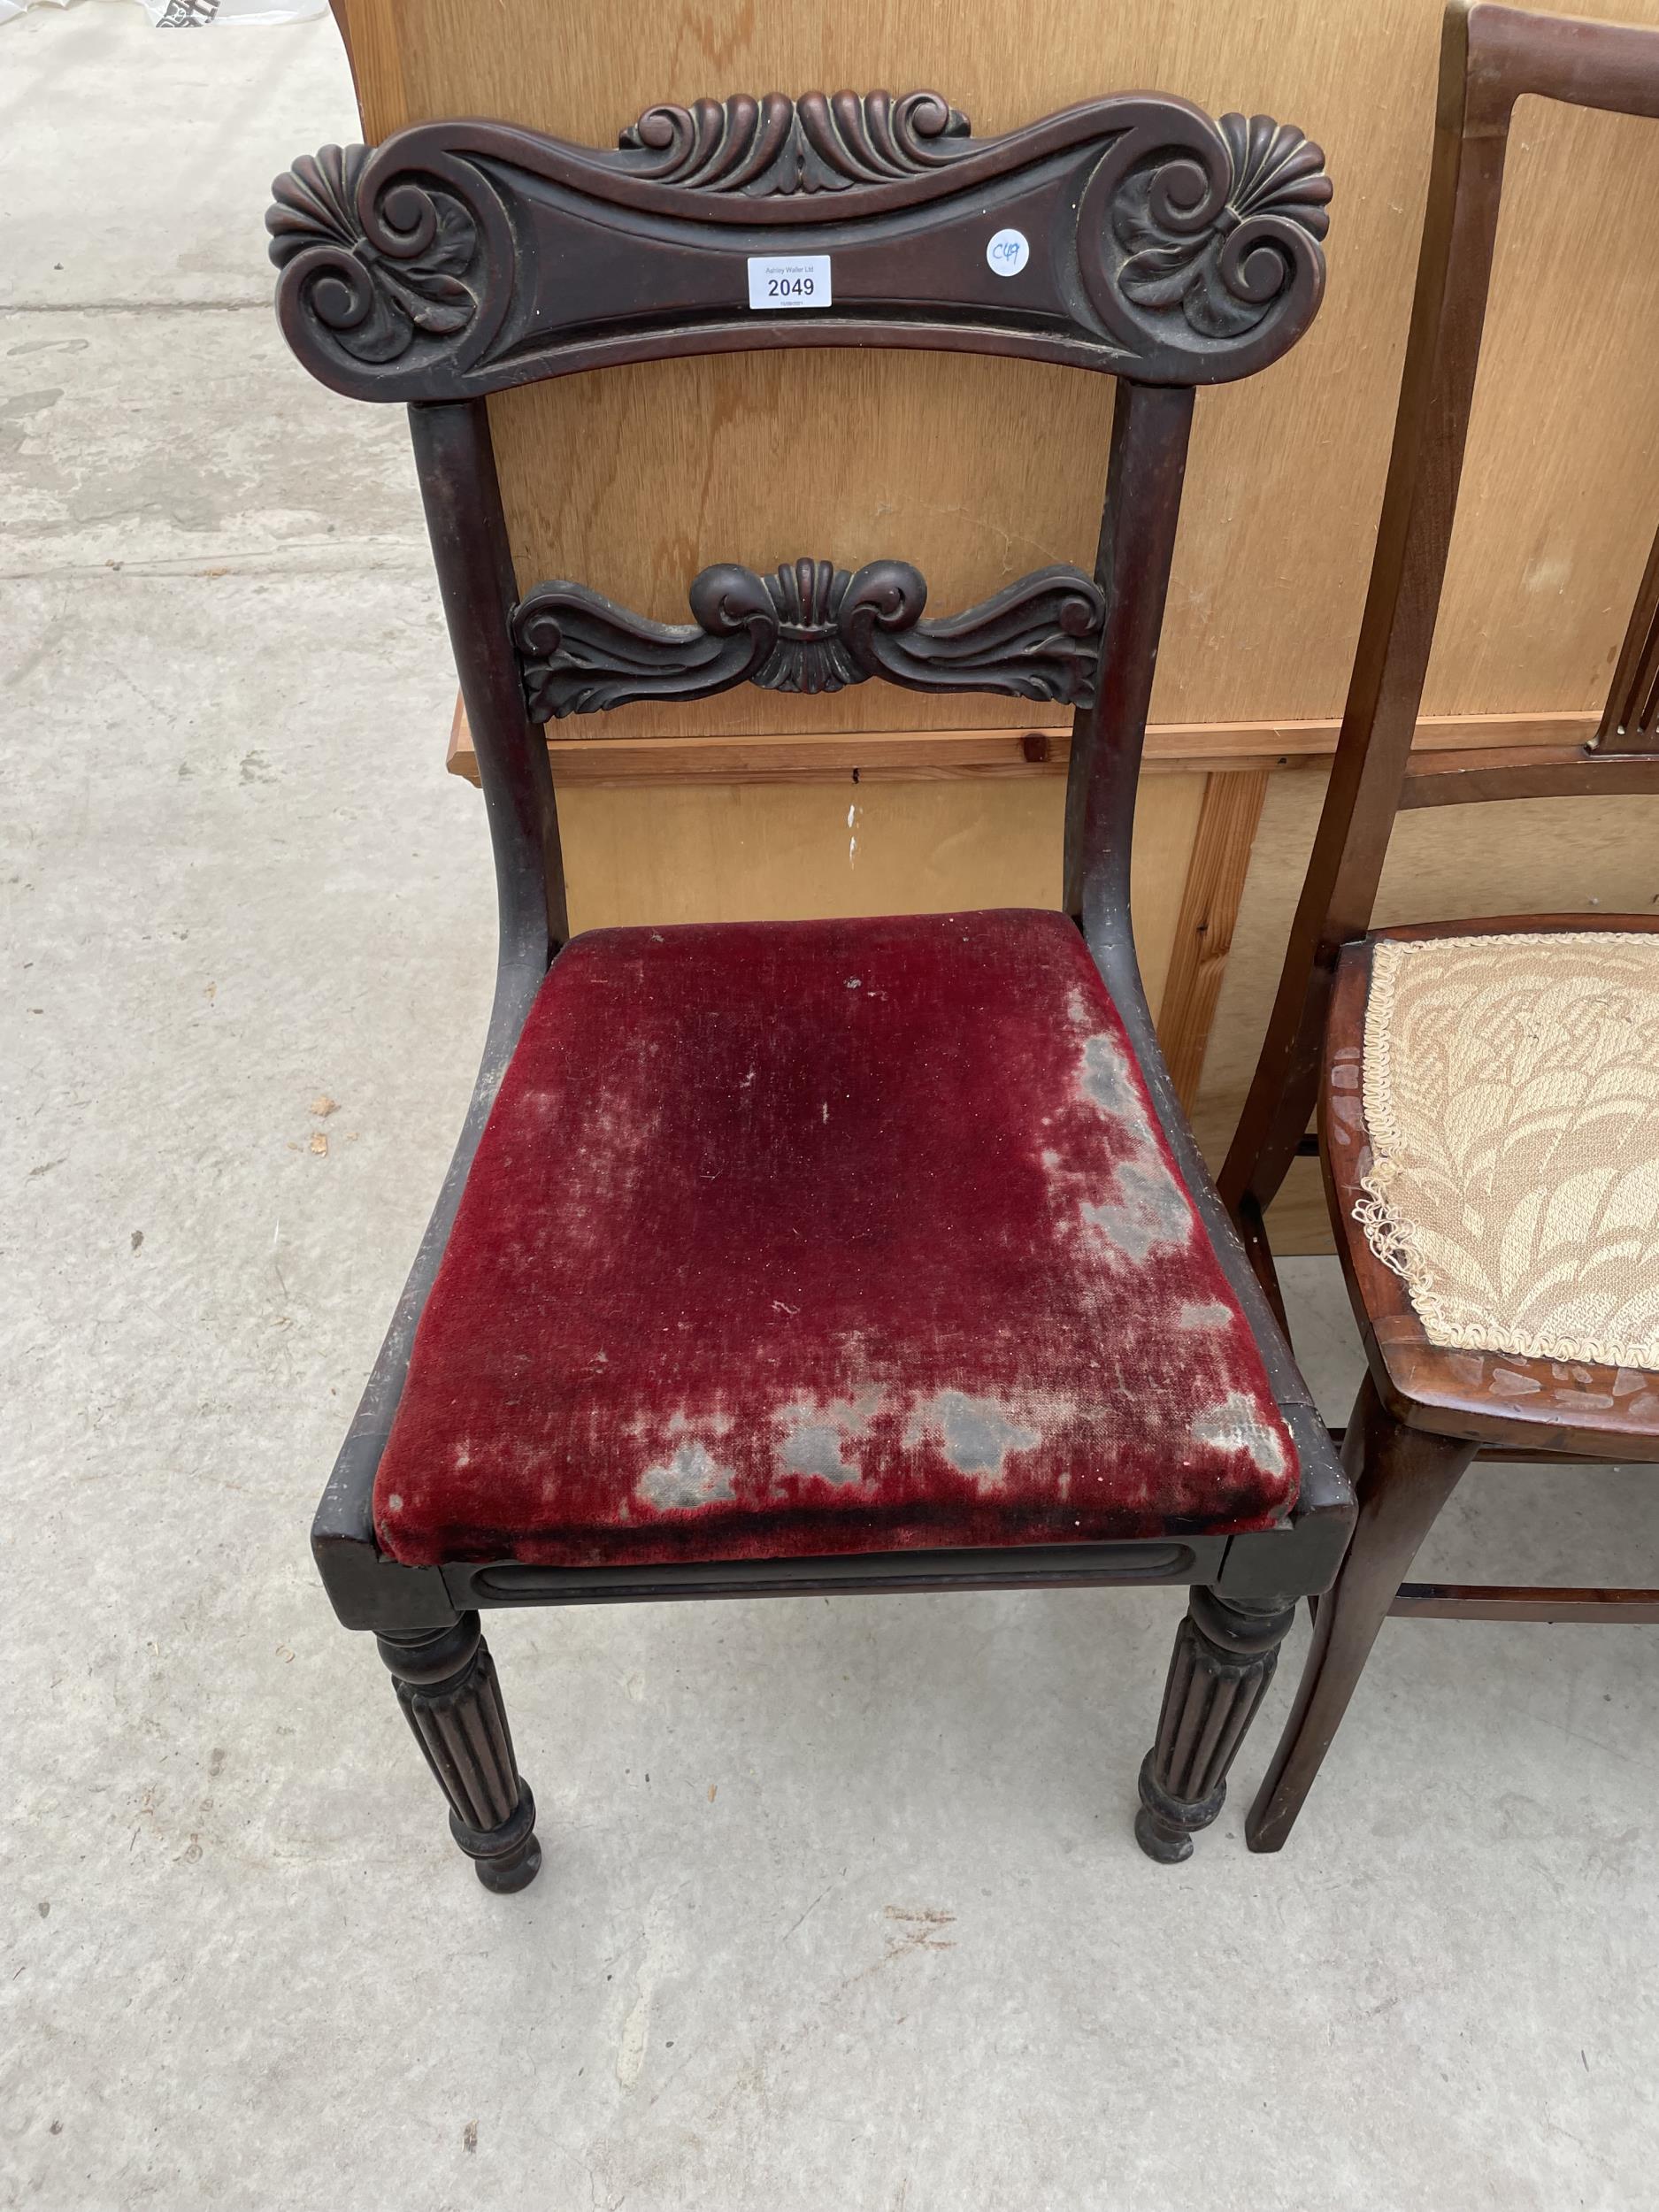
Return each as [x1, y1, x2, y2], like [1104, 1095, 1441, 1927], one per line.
[1245, 1377, 1476, 1853]
[376, 1613, 541, 1892]
[1136, 1586, 1296, 1863]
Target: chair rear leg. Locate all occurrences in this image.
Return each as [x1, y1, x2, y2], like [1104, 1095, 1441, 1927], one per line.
[1245, 1375, 1476, 1853]
[376, 1612, 541, 1892]
[1135, 1587, 1297, 1863]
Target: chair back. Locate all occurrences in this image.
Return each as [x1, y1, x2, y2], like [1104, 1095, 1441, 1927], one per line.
[268, 90, 1329, 996]
[1220, 0, 1659, 1231]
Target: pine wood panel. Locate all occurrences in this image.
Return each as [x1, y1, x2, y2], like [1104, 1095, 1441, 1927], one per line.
[1156, 771, 1271, 1110]
[334, 0, 1659, 745]
[446, 703, 1607, 786]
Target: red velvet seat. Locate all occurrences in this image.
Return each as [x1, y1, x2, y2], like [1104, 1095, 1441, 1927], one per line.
[374, 908, 1298, 1569]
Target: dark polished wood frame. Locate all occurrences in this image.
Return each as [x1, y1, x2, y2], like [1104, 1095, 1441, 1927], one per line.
[1217, 1, 1659, 1852]
[272, 85, 1351, 1883]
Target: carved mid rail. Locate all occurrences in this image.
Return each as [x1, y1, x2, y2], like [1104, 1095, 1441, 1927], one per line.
[511, 558, 1108, 718]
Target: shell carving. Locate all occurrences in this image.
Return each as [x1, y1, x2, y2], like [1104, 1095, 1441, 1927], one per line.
[754, 560, 861, 692]
[265, 144, 480, 365]
[618, 89, 973, 196]
[1116, 113, 1332, 341]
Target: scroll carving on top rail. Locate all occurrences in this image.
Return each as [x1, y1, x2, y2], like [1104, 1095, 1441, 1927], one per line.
[1108, 112, 1331, 342]
[511, 559, 1107, 719]
[266, 143, 506, 385]
[267, 92, 1330, 403]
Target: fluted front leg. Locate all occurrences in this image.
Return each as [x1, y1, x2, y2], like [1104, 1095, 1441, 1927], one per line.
[376, 1613, 541, 1892]
[1135, 1587, 1295, 1863]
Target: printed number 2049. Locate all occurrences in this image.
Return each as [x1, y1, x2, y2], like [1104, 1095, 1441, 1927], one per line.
[746, 254, 832, 310]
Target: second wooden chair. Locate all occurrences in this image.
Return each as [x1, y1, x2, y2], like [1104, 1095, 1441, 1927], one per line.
[1222, 0, 1659, 1851]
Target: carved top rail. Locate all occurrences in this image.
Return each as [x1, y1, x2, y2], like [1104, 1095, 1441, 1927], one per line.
[267, 91, 1331, 402]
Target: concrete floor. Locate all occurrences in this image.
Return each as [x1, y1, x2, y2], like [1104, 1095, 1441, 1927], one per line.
[5, 8, 1659, 2207]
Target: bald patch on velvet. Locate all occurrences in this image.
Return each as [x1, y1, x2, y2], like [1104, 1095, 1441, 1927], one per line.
[639, 1440, 737, 1510]
[905, 1390, 1043, 1487]
[1179, 1300, 1235, 1331]
[774, 1390, 882, 1485]
[1190, 1392, 1289, 1479]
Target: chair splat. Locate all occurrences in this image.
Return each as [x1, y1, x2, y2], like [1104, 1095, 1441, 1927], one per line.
[511, 558, 1106, 718]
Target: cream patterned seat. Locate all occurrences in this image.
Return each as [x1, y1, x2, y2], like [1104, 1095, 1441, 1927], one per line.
[1315, 922, 1659, 1458]
[1350, 930, 1659, 1380]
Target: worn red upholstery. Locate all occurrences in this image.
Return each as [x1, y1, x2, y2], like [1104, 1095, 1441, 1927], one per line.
[374, 909, 1298, 1566]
